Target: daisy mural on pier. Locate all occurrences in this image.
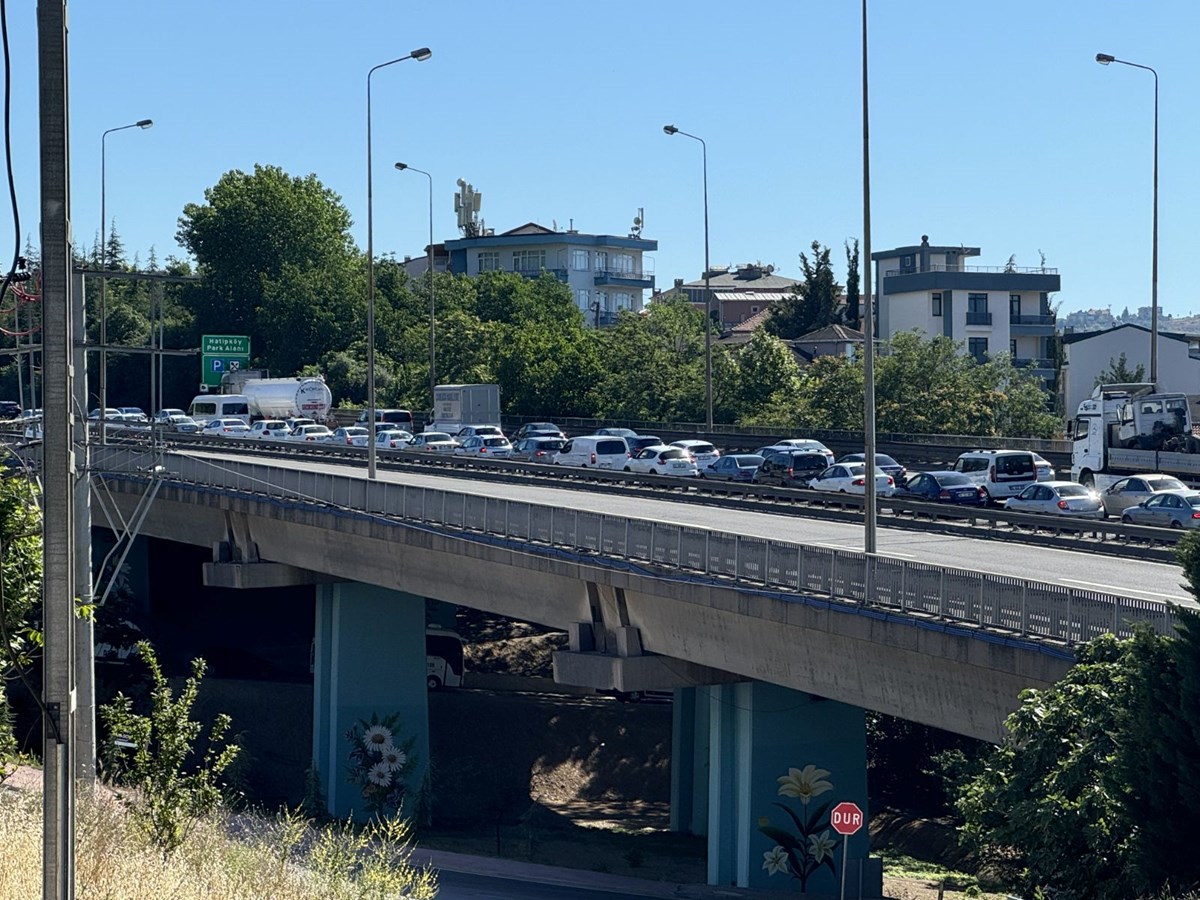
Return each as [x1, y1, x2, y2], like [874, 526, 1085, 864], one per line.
[758, 763, 842, 891]
[345, 712, 418, 816]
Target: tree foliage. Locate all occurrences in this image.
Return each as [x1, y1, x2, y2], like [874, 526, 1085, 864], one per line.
[955, 535, 1200, 899]
[766, 241, 843, 340]
[1094, 352, 1147, 387]
[843, 239, 861, 331]
[0, 472, 42, 770]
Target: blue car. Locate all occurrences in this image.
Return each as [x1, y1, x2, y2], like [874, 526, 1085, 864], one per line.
[893, 471, 987, 506]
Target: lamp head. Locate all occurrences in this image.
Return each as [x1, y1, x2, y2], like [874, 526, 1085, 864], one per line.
[395, 162, 409, 171]
[136, 119, 153, 128]
[411, 47, 432, 62]
[663, 124, 678, 135]
[1096, 53, 1115, 65]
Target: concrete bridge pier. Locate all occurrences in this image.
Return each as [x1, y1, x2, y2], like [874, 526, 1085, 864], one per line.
[312, 583, 430, 821]
[678, 682, 881, 895]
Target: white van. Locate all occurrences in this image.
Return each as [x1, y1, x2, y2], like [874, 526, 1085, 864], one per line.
[188, 394, 251, 425]
[554, 435, 631, 469]
[953, 449, 1039, 502]
[426, 628, 464, 690]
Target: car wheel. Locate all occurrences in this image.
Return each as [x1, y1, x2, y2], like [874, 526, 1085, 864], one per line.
[650, 469, 659, 475]
[1170, 520, 1184, 530]
[1121, 515, 1134, 525]
[427, 675, 442, 691]
[623, 466, 632, 472]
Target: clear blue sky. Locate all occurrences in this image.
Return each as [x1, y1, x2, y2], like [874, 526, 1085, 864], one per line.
[3, 1, 1197, 316]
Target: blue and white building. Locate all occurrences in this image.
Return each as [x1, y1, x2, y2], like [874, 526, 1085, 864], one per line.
[444, 222, 656, 326]
[871, 235, 1061, 384]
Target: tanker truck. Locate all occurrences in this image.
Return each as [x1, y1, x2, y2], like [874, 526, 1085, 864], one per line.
[188, 375, 333, 424]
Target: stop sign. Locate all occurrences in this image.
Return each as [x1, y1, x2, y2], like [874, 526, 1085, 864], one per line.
[830, 801, 864, 836]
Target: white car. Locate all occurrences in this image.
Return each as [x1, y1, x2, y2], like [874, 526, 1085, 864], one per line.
[1004, 481, 1104, 519]
[165, 414, 201, 433]
[202, 417, 252, 437]
[249, 420, 291, 440]
[376, 429, 414, 449]
[409, 432, 458, 452]
[285, 417, 316, 433]
[328, 426, 371, 447]
[670, 439, 720, 469]
[455, 435, 513, 458]
[152, 408, 187, 423]
[624, 445, 700, 477]
[288, 424, 334, 442]
[809, 462, 896, 497]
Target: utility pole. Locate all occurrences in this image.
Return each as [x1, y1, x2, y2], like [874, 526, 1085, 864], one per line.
[38, 2, 78, 898]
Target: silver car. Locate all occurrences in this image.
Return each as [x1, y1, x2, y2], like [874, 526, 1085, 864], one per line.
[1100, 474, 1187, 517]
[1121, 489, 1200, 529]
[1003, 481, 1104, 519]
[455, 435, 512, 458]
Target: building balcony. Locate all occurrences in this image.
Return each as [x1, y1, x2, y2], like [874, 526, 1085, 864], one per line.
[593, 267, 655, 290]
[882, 265, 1061, 295]
[514, 267, 568, 282]
[965, 312, 993, 326]
[1014, 356, 1055, 369]
[1009, 313, 1056, 336]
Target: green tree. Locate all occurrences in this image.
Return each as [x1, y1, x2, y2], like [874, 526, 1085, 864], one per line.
[732, 328, 804, 421]
[100, 643, 241, 856]
[175, 164, 358, 368]
[766, 241, 842, 340]
[0, 474, 42, 770]
[594, 295, 706, 421]
[843, 239, 861, 331]
[1094, 352, 1146, 387]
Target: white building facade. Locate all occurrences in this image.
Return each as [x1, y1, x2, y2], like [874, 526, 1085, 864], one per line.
[1061, 323, 1200, 416]
[444, 223, 656, 326]
[871, 236, 1060, 387]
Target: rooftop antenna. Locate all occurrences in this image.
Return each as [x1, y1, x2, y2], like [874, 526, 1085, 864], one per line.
[630, 207, 643, 238]
[454, 178, 483, 237]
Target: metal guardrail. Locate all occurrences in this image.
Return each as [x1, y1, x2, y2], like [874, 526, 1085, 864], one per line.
[92, 447, 1177, 646]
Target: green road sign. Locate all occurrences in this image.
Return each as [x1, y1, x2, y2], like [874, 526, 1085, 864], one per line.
[201, 334, 250, 388]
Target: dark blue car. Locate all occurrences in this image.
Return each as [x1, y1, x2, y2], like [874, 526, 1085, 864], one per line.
[893, 471, 987, 506]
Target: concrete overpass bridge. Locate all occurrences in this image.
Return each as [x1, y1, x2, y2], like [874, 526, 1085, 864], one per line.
[88, 445, 1181, 894]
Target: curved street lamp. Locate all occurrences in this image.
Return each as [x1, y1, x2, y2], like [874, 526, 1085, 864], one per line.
[366, 48, 431, 479]
[662, 124, 712, 430]
[1096, 51, 1158, 386]
[395, 162, 436, 411]
[99, 118, 153, 442]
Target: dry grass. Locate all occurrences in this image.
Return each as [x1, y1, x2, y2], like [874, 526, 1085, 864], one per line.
[0, 790, 438, 899]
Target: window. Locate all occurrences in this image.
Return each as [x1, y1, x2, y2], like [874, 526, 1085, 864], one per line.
[1010, 340, 1017, 356]
[968, 293, 988, 314]
[572, 249, 589, 270]
[576, 289, 589, 310]
[900, 254, 914, 270]
[477, 251, 499, 272]
[968, 337, 989, 361]
[594, 251, 608, 272]
[614, 253, 634, 274]
[932, 292, 943, 317]
[513, 250, 545, 273]
[1010, 293, 1021, 317]
[595, 291, 607, 309]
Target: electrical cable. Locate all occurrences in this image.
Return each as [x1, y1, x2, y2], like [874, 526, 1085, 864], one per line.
[0, 0, 22, 313]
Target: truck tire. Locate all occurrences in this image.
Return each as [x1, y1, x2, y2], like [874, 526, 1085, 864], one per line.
[427, 674, 442, 691]
[1080, 470, 1095, 489]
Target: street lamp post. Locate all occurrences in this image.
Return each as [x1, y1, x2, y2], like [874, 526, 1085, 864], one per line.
[862, 0, 877, 557]
[366, 48, 431, 480]
[394, 162, 436, 410]
[1096, 51, 1158, 387]
[663, 124, 713, 431]
[100, 119, 152, 443]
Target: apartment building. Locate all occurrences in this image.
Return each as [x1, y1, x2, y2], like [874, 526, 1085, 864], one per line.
[871, 235, 1061, 384]
[443, 223, 656, 326]
[654, 263, 800, 329]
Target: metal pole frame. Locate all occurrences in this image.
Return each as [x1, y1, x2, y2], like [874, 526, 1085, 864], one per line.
[366, 49, 430, 479]
[1097, 54, 1158, 386]
[396, 163, 436, 409]
[862, 0, 878, 561]
[99, 119, 151, 444]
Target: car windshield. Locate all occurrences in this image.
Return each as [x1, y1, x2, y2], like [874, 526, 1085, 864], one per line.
[735, 455, 763, 467]
[483, 437, 508, 447]
[424, 433, 451, 442]
[687, 444, 715, 454]
[1188, 495, 1200, 508]
[535, 439, 564, 450]
[1147, 475, 1186, 490]
[1056, 484, 1091, 498]
[661, 448, 688, 460]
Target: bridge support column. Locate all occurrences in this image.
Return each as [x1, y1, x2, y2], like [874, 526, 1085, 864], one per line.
[670, 686, 710, 836]
[705, 682, 880, 895]
[312, 583, 430, 821]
